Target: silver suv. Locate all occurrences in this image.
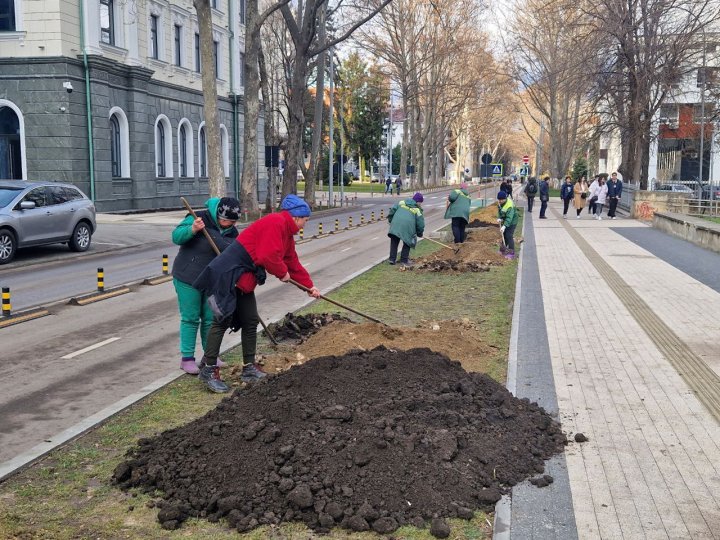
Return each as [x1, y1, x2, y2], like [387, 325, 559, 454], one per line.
[0, 181, 97, 265]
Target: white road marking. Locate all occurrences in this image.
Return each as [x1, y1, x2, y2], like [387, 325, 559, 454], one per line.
[371, 237, 379, 241]
[92, 242, 126, 246]
[61, 337, 121, 359]
[341, 247, 352, 252]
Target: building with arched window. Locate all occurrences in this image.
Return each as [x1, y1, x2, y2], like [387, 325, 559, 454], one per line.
[0, 0, 264, 211]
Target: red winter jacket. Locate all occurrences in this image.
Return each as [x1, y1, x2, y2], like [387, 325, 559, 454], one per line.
[235, 210, 313, 293]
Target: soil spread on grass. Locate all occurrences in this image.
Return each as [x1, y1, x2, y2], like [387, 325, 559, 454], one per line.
[412, 228, 508, 273]
[265, 313, 351, 343]
[467, 205, 501, 228]
[114, 347, 566, 536]
[256, 319, 499, 376]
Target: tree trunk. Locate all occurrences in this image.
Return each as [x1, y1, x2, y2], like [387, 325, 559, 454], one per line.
[194, 0, 224, 197]
[259, 35, 277, 212]
[400, 88, 409, 183]
[241, 0, 261, 212]
[282, 53, 308, 197]
[305, 6, 327, 204]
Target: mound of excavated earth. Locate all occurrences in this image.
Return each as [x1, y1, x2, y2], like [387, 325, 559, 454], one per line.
[265, 312, 351, 342]
[113, 347, 566, 536]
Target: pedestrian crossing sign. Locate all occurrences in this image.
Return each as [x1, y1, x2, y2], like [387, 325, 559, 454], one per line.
[491, 163, 503, 177]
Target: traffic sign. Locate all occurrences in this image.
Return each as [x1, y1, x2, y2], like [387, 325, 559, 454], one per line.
[491, 163, 504, 177]
[519, 166, 530, 176]
[522, 155, 530, 164]
[481, 153, 493, 165]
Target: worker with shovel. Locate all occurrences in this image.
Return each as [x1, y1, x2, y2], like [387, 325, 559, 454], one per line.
[387, 192, 425, 267]
[444, 182, 471, 243]
[171, 197, 240, 375]
[193, 194, 321, 393]
[496, 191, 518, 260]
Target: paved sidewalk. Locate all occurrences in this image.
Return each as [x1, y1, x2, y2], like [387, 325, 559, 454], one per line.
[508, 198, 720, 539]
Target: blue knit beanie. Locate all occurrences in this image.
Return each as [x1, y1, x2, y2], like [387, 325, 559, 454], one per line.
[281, 194, 311, 217]
[497, 191, 508, 200]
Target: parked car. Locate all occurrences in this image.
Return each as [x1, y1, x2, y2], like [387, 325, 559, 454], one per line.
[0, 181, 96, 265]
[656, 183, 694, 193]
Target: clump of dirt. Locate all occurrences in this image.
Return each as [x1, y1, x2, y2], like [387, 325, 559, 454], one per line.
[114, 347, 566, 536]
[265, 312, 351, 342]
[258, 319, 498, 375]
[468, 205, 500, 228]
[413, 227, 508, 274]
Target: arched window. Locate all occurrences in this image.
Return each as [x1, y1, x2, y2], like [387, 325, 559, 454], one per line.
[110, 114, 121, 177]
[0, 102, 25, 180]
[177, 119, 194, 178]
[154, 115, 173, 178]
[109, 107, 130, 178]
[198, 123, 207, 177]
[220, 124, 229, 177]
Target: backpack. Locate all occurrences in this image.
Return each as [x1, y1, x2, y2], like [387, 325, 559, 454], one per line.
[528, 183, 537, 195]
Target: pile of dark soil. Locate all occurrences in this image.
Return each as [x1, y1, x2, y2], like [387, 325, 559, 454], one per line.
[114, 347, 566, 536]
[410, 260, 492, 273]
[265, 312, 351, 342]
[467, 218, 497, 228]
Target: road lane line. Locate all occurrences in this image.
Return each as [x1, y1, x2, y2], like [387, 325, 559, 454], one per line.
[371, 237, 379, 241]
[61, 337, 121, 359]
[341, 247, 352, 252]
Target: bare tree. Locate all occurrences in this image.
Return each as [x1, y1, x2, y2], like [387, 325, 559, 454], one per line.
[279, 0, 395, 199]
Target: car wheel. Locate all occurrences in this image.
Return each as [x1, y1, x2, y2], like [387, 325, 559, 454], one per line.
[0, 229, 17, 265]
[69, 222, 92, 252]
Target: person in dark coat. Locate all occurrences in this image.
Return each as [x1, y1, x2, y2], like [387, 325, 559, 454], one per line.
[560, 176, 574, 219]
[538, 176, 550, 218]
[193, 195, 320, 392]
[523, 176, 538, 213]
[171, 197, 239, 374]
[606, 172, 623, 219]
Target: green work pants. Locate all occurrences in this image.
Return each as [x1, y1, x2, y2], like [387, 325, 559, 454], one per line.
[173, 278, 214, 358]
[203, 291, 259, 366]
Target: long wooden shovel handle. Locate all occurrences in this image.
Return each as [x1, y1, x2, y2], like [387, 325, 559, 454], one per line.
[287, 278, 387, 326]
[424, 236, 459, 253]
[179, 197, 278, 345]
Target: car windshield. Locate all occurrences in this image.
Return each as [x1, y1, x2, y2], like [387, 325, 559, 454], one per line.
[0, 188, 24, 209]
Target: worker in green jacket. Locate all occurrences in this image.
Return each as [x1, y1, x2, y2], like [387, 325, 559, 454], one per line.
[496, 191, 519, 260]
[444, 182, 471, 243]
[387, 192, 425, 267]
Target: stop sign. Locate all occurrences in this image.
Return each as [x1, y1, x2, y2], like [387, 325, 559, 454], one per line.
[522, 155, 530, 164]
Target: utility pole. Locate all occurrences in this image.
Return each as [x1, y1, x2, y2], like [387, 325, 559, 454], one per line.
[328, 46, 334, 206]
[535, 119, 545, 177]
[389, 89, 393, 178]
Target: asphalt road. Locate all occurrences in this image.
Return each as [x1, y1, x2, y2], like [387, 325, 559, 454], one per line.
[0, 187, 490, 464]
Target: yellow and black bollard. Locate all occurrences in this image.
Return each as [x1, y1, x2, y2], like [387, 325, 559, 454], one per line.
[371, 211, 375, 222]
[335, 218, 340, 232]
[348, 216, 353, 228]
[318, 222, 323, 235]
[162, 254, 169, 275]
[299, 228, 304, 240]
[361, 213, 365, 225]
[380, 208, 385, 220]
[2, 287, 10, 317]
[97, 268, 105, 292]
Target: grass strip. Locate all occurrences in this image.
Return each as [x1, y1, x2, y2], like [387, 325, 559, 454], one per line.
[0, 210, 520, 539]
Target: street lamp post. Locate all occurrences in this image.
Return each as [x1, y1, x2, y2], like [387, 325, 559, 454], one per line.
[328, 47, 335, 207]
[699, 31, 707, 199]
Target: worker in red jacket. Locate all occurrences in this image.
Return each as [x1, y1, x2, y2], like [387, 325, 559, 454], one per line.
[193, 194, 320, 393]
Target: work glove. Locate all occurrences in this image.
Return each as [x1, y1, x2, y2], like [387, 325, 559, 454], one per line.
[500, 225, 506, 233]
[496, 218, 502, 224]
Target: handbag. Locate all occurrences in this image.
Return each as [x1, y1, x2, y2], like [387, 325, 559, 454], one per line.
[588, 195, 598, 204]
[581, 192, 588, 199]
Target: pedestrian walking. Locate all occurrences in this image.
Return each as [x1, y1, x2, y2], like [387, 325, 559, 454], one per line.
[500, 179, 513, 199]
[395, 176, 403, 195]
[606, 172, 623, 219]
[523, 176, 538, 213]
[444, 182, 471, 243]
[538, 176, 550, 218]
[387, 192, 425, 266]
[573, 176, 589, 218]
[496, 191, 519, 260]
[588, 175, 600, 215]
[171, 197, 240, 375]
[560, 176, 574, 219]
[385, 176, 393, 194]
[590, 177, 609, 220]
[192, 194, 321, 393]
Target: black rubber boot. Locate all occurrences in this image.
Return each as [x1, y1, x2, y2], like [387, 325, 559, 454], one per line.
[198, 359, 230, 393]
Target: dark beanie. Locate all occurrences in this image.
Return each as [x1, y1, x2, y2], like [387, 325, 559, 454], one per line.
[217, 197, 240, 221]
[497, 191, 507, 200]
[413, 192, 424, 203]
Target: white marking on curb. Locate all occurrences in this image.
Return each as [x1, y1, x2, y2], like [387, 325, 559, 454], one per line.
[61, 337, 121, 359]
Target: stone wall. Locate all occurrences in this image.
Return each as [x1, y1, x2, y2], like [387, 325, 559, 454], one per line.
[631, 190, 691, 221]
[652, 212, 720, 254]
[0, 56, 266, 212]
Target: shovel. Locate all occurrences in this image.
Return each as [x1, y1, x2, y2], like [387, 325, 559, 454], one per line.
[180, 197, 278, 345]
[286, 278, 388, 326]
[424, 236, 460, 255]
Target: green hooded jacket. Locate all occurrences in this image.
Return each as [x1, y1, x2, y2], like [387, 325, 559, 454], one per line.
[387, 198, 425, 247]
[444, 188, 471, 221]
[497, 198, 519, 227]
